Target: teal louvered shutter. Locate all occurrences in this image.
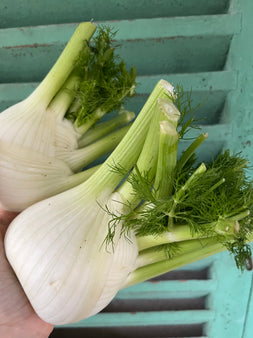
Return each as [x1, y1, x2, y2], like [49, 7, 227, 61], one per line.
[0, 0, 252, 337]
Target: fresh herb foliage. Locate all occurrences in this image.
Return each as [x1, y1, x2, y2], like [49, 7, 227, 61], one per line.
[66, 25, 136, 126]
[106, 148, 253, 269]
[171, 84, 203, 139]
[130, 151, 253, 269]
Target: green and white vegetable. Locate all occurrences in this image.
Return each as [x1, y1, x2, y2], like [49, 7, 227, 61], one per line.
[0, 23, 136, 211]
[2, 23, 253, 326]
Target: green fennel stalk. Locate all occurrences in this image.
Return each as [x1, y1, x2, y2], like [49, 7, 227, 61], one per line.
[78, 110, 135, 147]
[59, 124, 132, 172]
[29, 22, 96, 108]
[124, 237, 228, 287]
[153, 120, 179, 199]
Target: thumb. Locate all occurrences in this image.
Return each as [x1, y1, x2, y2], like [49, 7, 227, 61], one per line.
[0, 208, 19, 236]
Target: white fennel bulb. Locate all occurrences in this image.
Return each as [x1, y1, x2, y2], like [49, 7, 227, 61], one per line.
[0, 99, 57, 157]
[54, 117, 80, 155]
[0, 23, 95, 211]
[0, 23, 133, 211]
[0, 24, 95, 156]
[0, 139, 99, 211]
[5, 190, 137, 324]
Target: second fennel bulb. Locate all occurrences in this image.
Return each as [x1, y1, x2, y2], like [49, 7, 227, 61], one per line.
[5, 189, 137, 324]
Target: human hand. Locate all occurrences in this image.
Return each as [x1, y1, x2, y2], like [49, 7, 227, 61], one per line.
[0, 209, 54, 338]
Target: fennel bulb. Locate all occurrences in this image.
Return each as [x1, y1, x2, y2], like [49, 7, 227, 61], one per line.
[5, 79, 173, 324]
[0, 22, 135, 211]
[0, 24, 95, 212]
[5, 190, 138, 324]
[0, 140, 99, 211]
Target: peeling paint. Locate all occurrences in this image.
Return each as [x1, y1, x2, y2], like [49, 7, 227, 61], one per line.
[3, 43, 53, 49]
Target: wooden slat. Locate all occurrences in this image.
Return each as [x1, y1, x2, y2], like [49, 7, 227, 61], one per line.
[0, 71, 237, 130]
[137, 71, 237, 93]
[0, 14, 240, 48]
[116, 280, 216, 300]
[0, 0, 230, 29]
[206, 249, 253, 337]
[178, 124, 230, 162]
[0, 70, 235, 99]
[61, 310, 214, 328]
[0, 14, 240, 82]
[176, 256, 214, 271]
[0, 70, 236, 100]
[0, 83, 37, 109]
[132, 71, 237, 126]
[106, 14, 241, 40]
[186, 124, 232, 141]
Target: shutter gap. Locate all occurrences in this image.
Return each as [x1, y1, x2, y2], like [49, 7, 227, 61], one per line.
[50, 324, 205, 338]
[150, 268, 209, 281]
[102, 297, 207, 312]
